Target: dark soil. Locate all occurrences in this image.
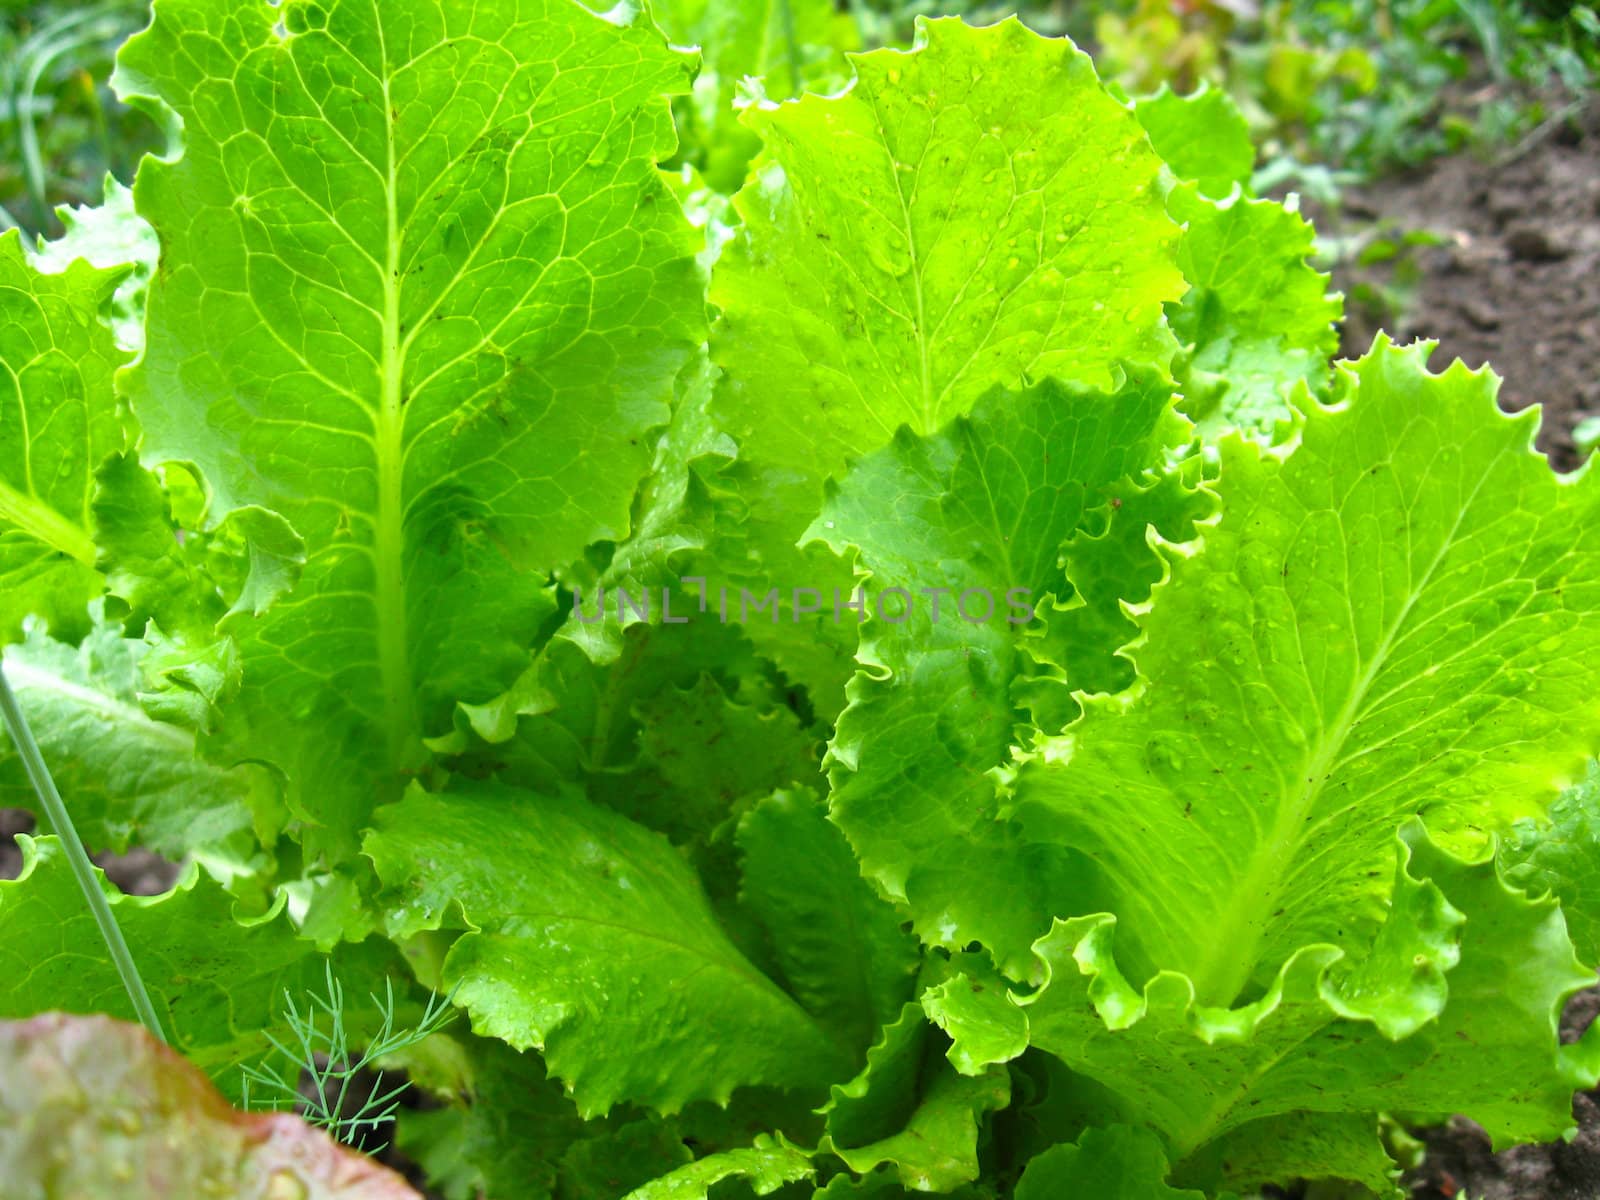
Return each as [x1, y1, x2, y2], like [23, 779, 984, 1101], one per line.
[0, 808, 181, 895]
[1334, 101, 1600, 471]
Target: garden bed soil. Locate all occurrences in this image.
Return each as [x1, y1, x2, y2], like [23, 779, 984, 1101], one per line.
[0, 808, 179, 895]
[1333, 101, 1600, 471]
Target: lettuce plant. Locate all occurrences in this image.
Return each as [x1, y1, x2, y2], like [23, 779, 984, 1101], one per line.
[1, 1, 1596, 1198]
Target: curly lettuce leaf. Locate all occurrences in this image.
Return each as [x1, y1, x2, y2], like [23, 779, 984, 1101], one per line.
[1017, 340, 1600, 998]
[0, 836, 327, 1082]
[621, 1134, 814, 1199]
[1053, 456, 1214, 697]
[395, 1029, 692, 1200]
[811, 372, 1188, 974]
[823, 1000, 930, 1150]
[704, 15, 1185, 710]
[1171, 1112, 1401, 1198]
[0, 624, 278, 871]
[577, 348, 735, 613]
[366, 782, 853, 1116]
[0, 233, 127, 643]
[815, 1172, 988, 1198]
[557, 1120, 699, 1200]
[431, 353, 751, 781]
[114, 0, 706, 861]
[2, 214, 294, 664]
[655, 0, 857, 191]
[737, 790, 920, 1060]
[1015, 1126, 1213, 1200]
[825, 1060, 1009, 1191]
[909, 339, 1600, 1188]
[1133, 84, 1254, 200]
[922, 968, 1027, 1077]
[820, 962, 1012, 1191]
[1505, 760, 1600, 965]
[965, 827, 1596, 1188]
[1125, 85, 1340, 439]
[29, 175, 159, 353]
[645, 682, 821, 824]
[447, 617, 815, 855]
[715, 17, 1181, 462]
[1168, 183, 1341, 438]
[89, 451, 307, 648]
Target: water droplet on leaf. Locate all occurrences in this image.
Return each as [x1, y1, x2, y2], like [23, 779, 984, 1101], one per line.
[1144, 732, 1186, 776]
[866, 237, 912, 278]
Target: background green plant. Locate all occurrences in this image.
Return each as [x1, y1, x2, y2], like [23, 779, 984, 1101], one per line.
[1, 0, 159, 234]
[4, 0, 1594, 231]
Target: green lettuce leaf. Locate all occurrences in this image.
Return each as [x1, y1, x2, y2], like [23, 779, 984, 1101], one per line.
[1171, 1112, 1401, 1198]
[978, 827, 1596, 1187]
[446, 618, 815, 853]
[558, 1118, 699, 1200]
[577, 346, 735, 615]
[621, 1134, 814, 1199]
[812, 372, 1187, 974]
[714, 17, 1181, 461]
[422, 338, 730, 772]
[822, 965, 1010, 1192]
[737, 789, 920, 1060]
[928, 339, 1600, 1187]
[28, 175, 159, 353]
[822, 1000, 930, 1150]
[1053, 454, 1213, 697]
[814, 1171, 987, 1198]
[645, 683, 821, 826]
[655, 0, 857, 191]
[922, 968, 1027, 1076]
[1133, 84, 1254, 200]
[704, 15, 1185, 710]
[0, 836, 326, 1081]
[395, 1029, 690, 1200]
[0, 233, 127, 643]
[1167, 183, 1341, 438]
[423, 616, 814, 990]
[0, 624, 278, 872]
[114, 0, 707, 861]
[5, 8, 1595, 1198]
[366, 782, 854, 1115]
[1015, 1126, 1212, 1200]
[87, 453, 308, 659]
[1505, 760, 1600, 965]
[1017, 340, 1600, 997]
[825, 1059, 1009, 1191]
[2, 211, 287, 677]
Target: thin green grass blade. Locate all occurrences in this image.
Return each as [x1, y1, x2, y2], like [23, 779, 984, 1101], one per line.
[0, 660, 166, 1043]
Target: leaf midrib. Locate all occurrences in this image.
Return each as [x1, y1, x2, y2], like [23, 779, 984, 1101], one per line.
[3, 657, 192, 752]
[373, 20, 416, 775]
[1189, 445, 1500, 1006]
[0, 477, 96, 568]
